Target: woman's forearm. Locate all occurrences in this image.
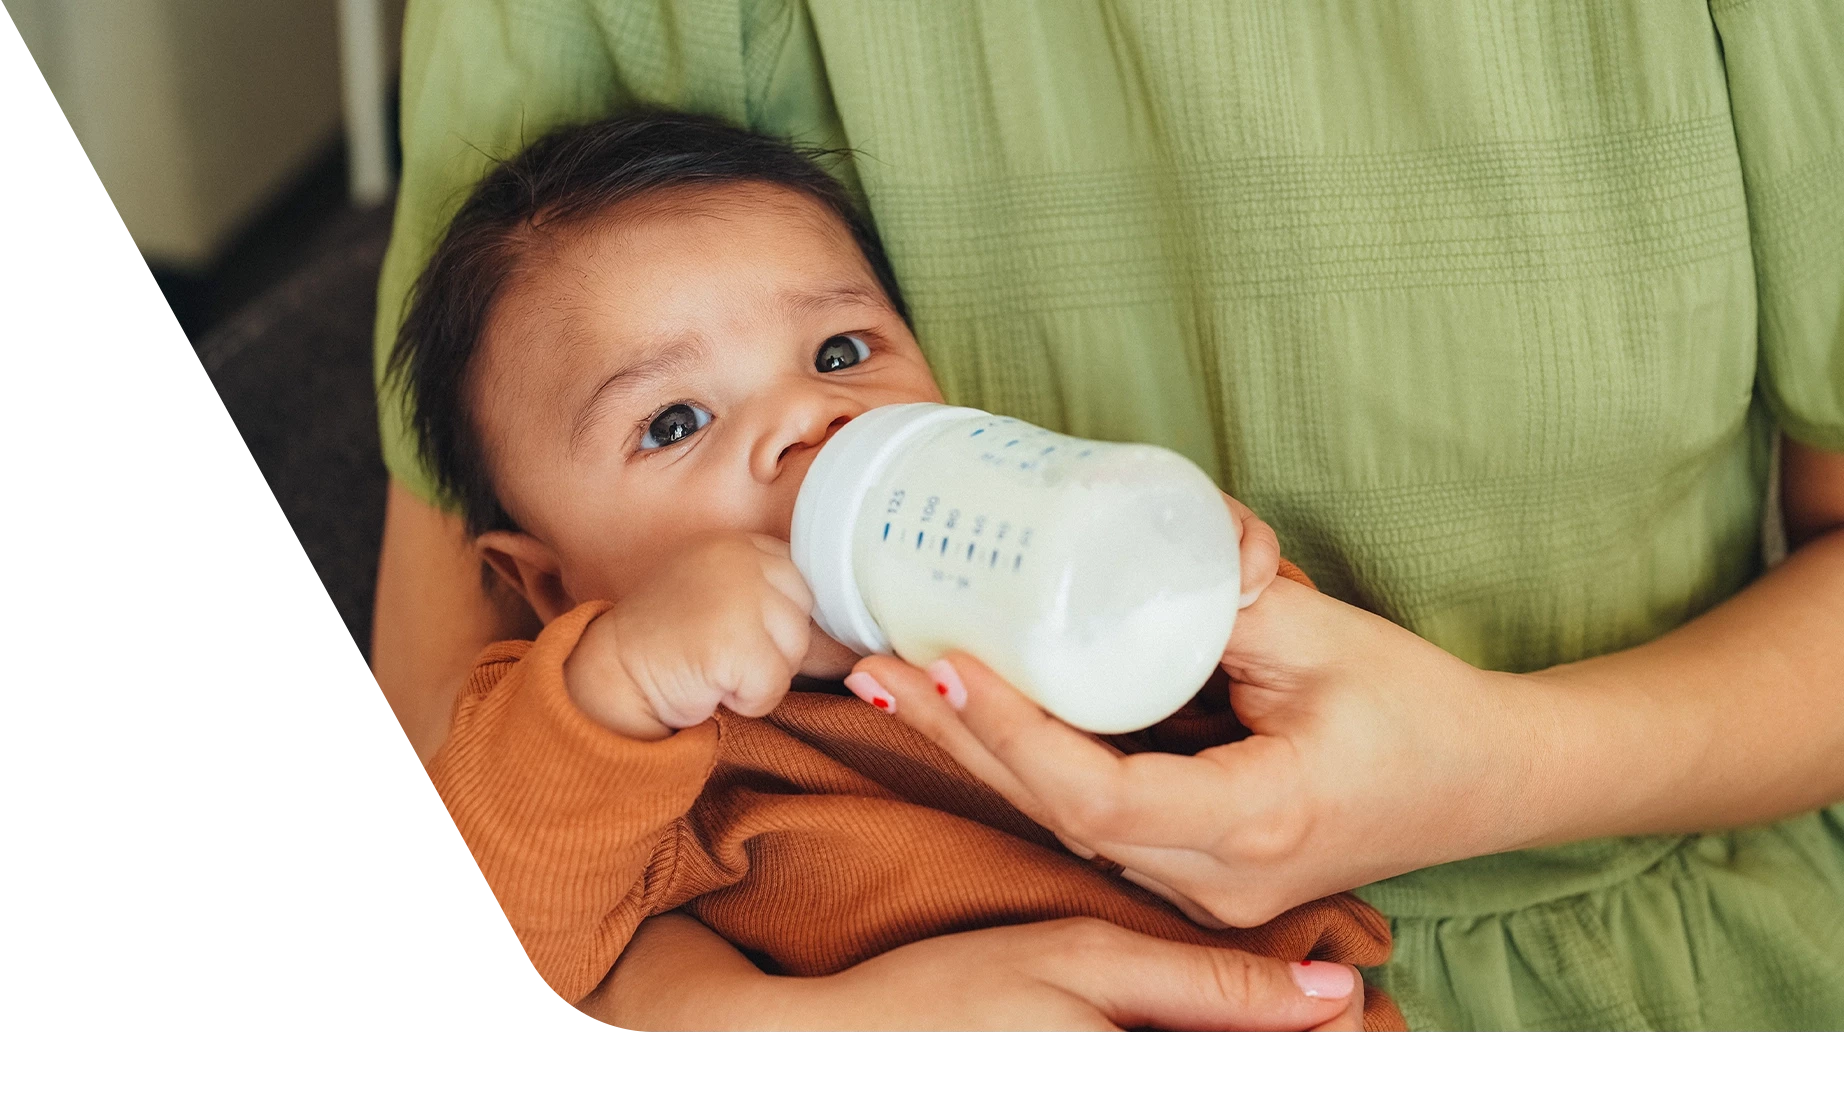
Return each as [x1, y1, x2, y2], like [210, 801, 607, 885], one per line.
[1522, 522, 1844, 844]
[371, 478, 538, 762]
[579, 912, 801, 1030]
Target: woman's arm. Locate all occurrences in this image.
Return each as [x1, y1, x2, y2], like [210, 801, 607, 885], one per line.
[578, 911, 1367, 1031]
[1523, 438, 1844, 839]
[854, 440, 1844, 926]
[379, 485, 1364, 1029]
[371, 479, 538, 762]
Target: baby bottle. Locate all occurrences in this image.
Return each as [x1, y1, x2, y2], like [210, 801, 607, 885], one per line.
[791, 403, 1240, 734]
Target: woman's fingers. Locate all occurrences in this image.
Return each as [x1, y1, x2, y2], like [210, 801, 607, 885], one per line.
[1221, 491, 1280, 608]
[1218, 574, 1350, 681]
[1118, 865, 1232, 929]
[1022, 919, 1357, 1032]
[881, 652, 1284, 853]
[851, 654, 1051, 820]
[855, 646, 1323, 924]
[897, 652, 1148, 835]
[1309, 977, 1369, 1032]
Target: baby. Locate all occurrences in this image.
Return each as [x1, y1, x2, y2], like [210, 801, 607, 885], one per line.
[392, 110, 1401, 1029]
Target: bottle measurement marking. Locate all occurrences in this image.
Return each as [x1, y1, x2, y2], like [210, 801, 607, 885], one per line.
[882, 490, 1028, 580]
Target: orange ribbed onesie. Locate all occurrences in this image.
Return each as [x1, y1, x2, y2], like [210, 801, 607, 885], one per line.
[429, 561, 1404, 1030]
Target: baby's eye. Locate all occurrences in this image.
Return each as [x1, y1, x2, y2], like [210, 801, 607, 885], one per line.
[815, 334, 870, 373]
[639, 402, 712, 450]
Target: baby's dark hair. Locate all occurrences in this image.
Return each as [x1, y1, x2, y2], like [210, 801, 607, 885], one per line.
[388, 109, 908, 536]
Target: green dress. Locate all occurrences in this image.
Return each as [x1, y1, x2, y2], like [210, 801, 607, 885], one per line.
[375, 0, 1844, 1029]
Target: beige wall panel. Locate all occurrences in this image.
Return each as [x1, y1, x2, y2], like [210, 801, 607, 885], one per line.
[9, 0, 342, 267]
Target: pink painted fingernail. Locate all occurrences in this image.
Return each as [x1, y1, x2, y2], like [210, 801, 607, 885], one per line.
[1289, 960, 1356, 1000]
[843, 672, 896, 714]
[926, 659, 967, 710]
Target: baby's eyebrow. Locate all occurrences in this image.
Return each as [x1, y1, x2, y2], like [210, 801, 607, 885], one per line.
[779, 282, 890, 319]
[568, 333, 706, 458]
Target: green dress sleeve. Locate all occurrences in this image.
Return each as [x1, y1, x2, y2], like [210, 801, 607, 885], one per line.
[1713, 0, 1844, 450]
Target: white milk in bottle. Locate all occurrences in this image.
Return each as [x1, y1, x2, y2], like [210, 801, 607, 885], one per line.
[791, 403, 1239, 734]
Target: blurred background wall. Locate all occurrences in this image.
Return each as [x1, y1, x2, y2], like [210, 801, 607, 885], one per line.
[3, 0, 411, 652]
[6, 0, 405, 333]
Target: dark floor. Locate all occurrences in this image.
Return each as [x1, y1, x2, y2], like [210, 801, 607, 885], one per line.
[154, 142, 359, 342]
[181, 159, 397, 658]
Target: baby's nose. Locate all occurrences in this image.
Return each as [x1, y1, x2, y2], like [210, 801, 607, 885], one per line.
[777, 413, 852, 467]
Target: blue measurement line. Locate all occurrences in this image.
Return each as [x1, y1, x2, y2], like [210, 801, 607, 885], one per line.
[882, 522, 890, 540]
[989, 550, 998, 567]
[940, 536, 949, 555]
[1013, 554, 1022, 571]
[966, 543, 975, 561]
[915, 531, 924, 549]
[970, 428, 984, 437]
[1004, 439, 1019, 447]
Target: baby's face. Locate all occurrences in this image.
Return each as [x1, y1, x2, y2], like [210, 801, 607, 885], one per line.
[471, 182, 942, 612]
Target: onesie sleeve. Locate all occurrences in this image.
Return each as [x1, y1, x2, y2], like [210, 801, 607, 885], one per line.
[1711, 0, 1844, 450]
[374, 0, 758, 503]
[427, 601, 722, 1002]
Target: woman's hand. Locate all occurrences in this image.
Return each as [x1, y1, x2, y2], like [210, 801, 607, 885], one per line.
[581, 911, 1363, 1031]
[852, 576, 1531, 927]
[856, 443, 1844, 926]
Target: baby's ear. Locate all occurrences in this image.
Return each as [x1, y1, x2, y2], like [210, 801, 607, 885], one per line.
[475, 531, 575, 625]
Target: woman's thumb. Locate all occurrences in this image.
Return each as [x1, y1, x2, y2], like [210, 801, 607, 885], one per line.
[1035, 922, 1356, 1031]
[1220, 576, 1340, 685]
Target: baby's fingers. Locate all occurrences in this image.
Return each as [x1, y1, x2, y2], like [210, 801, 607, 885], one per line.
[717, 605, 805, 718]
[748, 536, 816, 614]
[758, 589, 813, 673]
[719, 645, 798, 718]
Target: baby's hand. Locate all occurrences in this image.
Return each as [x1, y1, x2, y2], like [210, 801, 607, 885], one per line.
[564, 534, 814, 739]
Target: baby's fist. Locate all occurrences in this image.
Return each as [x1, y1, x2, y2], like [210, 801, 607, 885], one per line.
[565, 534, 815, 738]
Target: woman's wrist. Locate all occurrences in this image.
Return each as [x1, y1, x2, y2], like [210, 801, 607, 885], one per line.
[1459, 527, 1844, 852]
[1416, 665, 1571, 864]
[582, 912, 824, 1030]
[1467, 668, 1584, 854]
[1489, 660, 1688, 851]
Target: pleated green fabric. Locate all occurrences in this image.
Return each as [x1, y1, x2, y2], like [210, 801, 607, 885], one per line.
[375, 0, 1844, 1029]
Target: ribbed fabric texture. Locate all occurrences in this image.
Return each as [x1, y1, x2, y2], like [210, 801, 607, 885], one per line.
[429, 563, 1407, 1030]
